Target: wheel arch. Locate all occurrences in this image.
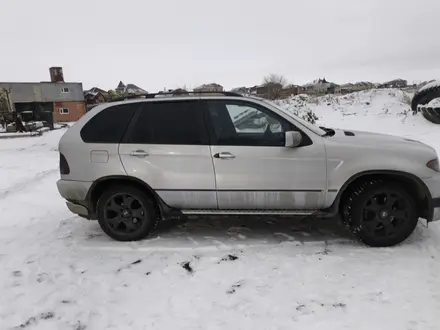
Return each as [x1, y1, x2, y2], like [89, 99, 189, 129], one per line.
[328, 170, 433, 221]
[86, 175, 170, 219]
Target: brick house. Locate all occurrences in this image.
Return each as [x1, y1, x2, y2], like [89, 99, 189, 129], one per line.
[0, 67, 85, 122]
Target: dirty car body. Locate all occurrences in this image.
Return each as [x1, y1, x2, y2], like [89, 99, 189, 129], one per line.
[56, 92, 440, 247]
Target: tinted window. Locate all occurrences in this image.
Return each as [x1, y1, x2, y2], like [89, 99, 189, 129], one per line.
[127, 100, 207, 145]
[206, 100, 295, 147]
[80, 104, 137, 143]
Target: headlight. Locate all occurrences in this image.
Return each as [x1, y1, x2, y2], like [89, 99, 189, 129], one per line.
[427, 158, 440, 172]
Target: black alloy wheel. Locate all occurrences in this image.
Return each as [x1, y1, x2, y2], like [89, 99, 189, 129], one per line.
[97, 185, 158, 241]
[104, 193, 147, 234]
[361, 189, 411, 238]
[343, 182, 419, 247]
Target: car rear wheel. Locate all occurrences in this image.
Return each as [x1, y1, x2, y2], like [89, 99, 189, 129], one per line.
[342, 181, 419, 247]
[97, 185, 158, 241]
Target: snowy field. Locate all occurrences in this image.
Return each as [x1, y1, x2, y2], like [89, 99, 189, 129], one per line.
[1, 89, 440, 329]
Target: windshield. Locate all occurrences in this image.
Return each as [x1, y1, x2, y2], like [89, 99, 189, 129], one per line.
[258, 98, 327, 136]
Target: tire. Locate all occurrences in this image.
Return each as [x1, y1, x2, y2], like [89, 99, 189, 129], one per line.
[421, 107, 440, 124]
[342, 181, 418, 247]
[411, 83, 440, 124]
[97, 185, 159, 241]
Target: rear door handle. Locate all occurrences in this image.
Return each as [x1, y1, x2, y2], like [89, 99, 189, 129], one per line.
[214, 152, 235, 159]
[129, 150, 149, 157]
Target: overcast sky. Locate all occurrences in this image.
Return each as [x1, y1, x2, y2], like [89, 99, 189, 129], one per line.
[1, 0, 440, 91]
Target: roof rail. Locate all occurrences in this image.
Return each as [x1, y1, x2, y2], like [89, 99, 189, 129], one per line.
[108, 91, 243, 102]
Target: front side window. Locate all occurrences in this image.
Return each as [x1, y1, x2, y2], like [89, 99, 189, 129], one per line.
[260, 98, 326, 136]
[206, 100, 294, 147]
[59, 108, 69, 114]
[127, 100, 207, 145]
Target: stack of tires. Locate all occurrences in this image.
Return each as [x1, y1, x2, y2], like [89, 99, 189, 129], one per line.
[411, 81, 440, 124]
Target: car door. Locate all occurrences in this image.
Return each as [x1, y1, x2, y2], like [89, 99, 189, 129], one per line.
[119, 99, 217, 209]
[204, 99, 327, 210]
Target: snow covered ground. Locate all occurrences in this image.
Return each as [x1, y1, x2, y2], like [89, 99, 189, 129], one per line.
[1, 89, 440, 329]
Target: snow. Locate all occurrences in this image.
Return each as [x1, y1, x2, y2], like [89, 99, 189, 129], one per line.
[428, 98, 440, 108]
[417, 80, 440, 93]
[1, 90, 440, 329]
[419, 97, 440, 109]
[278, 89, 440, 148]
[0, 130, 45, 139]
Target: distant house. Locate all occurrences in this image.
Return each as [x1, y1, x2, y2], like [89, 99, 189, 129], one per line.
[335, 83, 353, 94]
[84, 91, 105, 105]
[336, 82, 375, 94]
[194, 83, 223, 93]
[250, 84, 266, 95]
[249, 84, 269, 97]
[248, 84, 303, 99]
[87, 87, 108, 94]
[302, 78, 339, 95]
[0, 67, 85, 123]
[231, 87, 250, 95]
[115, 81, 126, 94]
[170, 88, 189, 96]
[378, 79, 407, 89]
[84, 87, 109, 105]
[115, 81, 147, 95]
[279, 84, 303, 98]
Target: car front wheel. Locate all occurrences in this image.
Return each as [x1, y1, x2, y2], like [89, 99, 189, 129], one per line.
[342, 181, 419, 247]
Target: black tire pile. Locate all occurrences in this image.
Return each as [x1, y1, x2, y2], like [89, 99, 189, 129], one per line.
[411, 81, 440, 124]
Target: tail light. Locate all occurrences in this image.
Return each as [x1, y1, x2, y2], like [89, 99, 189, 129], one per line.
[59, 153, 70, 175]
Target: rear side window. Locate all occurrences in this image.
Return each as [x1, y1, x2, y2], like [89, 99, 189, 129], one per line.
[126, 100, 208, 145]
[80, 104, 137, 143]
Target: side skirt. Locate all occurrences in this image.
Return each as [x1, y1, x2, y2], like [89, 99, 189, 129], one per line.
[180, 209, 318, 216]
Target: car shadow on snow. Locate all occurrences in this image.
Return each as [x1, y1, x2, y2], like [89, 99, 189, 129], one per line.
[69, 215, 363, 249]
[155, 215, 352, 242]
[62, 214, 437, 253]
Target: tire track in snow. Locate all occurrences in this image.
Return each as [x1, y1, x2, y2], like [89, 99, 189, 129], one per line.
[0, 168, 58, 198]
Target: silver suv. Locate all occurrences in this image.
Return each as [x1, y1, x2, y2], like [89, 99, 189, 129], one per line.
[57, 92, 440, 247]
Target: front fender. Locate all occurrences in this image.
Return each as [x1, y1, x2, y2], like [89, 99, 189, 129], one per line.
[322, 169, 433, 221]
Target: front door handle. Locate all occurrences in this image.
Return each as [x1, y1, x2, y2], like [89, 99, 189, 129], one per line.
[214, 152, 235, 159]
[130, 150, 149, 157]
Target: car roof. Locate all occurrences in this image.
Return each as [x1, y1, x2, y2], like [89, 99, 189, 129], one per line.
[97, 92, 268, 109]
[108, 91, 243, 102]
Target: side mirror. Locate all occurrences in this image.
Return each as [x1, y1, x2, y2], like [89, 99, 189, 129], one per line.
[285, 131, 302, 148]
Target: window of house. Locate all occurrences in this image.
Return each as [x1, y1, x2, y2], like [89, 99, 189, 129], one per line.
[126, 100, 207, 145]
[61, 87, 70, 93]
[59, 108, 69, 114]
[80, 104, 138, 143]
[206, 100, 295, 147]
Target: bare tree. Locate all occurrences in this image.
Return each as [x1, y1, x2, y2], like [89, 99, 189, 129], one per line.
[263, 73, 287, 87]
[262, 74, 288, 100]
